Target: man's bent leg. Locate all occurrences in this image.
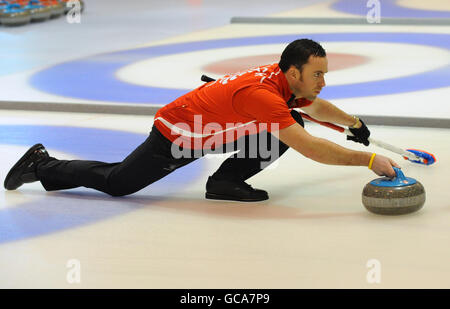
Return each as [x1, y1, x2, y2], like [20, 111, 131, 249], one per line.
[211, 132, 289, 182]
[212, 110, 304, 182]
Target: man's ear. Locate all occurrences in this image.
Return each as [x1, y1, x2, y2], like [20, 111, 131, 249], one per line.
[297, 68, 302, 82]
[288, 65, 299, 80]
[293, 66, 303, 82]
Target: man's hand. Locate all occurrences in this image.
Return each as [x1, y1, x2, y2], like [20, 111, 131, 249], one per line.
[370, 154, 401, 178]
[347, 119, 370, 146]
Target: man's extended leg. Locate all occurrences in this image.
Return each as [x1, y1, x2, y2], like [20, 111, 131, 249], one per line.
[6, 126, 197, 196]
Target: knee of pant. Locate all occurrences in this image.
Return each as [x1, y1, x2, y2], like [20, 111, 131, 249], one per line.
[290, 110, 304, 127]
[105, 181, 136, 197]
[105, 171, 138, 197]
[108, 186, 143, 197]
[108, 189, 132, 197]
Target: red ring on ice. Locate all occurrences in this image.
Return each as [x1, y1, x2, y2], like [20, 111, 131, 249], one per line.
[202, 53, 370, 75]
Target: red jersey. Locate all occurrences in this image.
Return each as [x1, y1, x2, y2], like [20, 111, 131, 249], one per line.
[154, 63, 313, 149]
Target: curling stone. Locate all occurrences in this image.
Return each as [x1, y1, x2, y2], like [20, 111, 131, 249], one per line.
[0, 0, 9, 22]
[362, 167, 425, 215]
[23, 0, 52, 22]
[42, 0, 64, 18]
[0, 3, 32, 26]
[0, 0, 8, 11]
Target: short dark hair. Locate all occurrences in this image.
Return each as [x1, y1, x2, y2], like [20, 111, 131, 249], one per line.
[278, 39, 326, 72]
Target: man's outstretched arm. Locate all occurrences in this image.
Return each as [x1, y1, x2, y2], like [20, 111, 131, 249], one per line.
[301, 97, 361, 128]
[276, 122, 400, 177]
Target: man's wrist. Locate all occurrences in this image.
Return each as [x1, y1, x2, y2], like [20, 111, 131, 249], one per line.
[350, 151, 372, 166]
[361, 152, 373, 167]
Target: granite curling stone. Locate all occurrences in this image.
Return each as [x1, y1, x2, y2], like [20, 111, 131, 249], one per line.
[23, 0, 52, 22]
[42, 0, 64, 18]
[362, 167, 425, 215]
[0, 3, 31, 26]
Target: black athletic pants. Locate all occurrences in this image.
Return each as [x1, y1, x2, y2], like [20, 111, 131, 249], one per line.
[36, 111, 304, 196]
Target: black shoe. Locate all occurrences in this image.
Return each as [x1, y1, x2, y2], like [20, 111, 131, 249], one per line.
[205, 176, 269, 202]
[4, 144, 49, 190]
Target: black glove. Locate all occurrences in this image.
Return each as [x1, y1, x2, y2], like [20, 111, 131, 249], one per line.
[347, 119, 370, 146]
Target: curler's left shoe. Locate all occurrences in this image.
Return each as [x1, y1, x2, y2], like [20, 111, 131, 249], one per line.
[4, 144, 49, 190]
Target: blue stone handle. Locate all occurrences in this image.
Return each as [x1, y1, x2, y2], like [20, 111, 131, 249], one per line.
[370, 167, 415, 187]
[393, 167, 406, 182]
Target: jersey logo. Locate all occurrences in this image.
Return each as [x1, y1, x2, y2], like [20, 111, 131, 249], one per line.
[206, 64, 279, 86]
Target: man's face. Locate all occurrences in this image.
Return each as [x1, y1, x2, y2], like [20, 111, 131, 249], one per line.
[290, 55, 328, 100]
